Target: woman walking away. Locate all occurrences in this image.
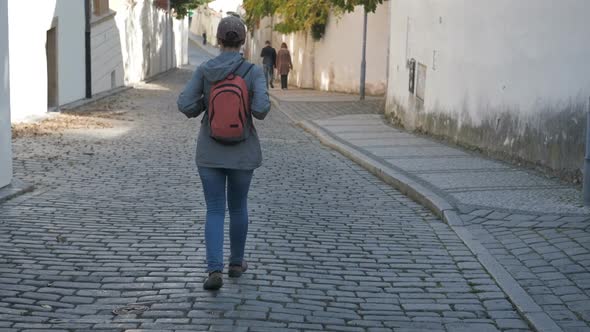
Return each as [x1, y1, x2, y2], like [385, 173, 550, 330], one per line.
[177, 16, 270, 291]
[276, 42, 293, 90]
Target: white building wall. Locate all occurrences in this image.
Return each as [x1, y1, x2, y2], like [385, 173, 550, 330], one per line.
[386, 0, 590, 178]
[54, 1, 86, 104]
[7, 0, 187, 124]
[91, 15, 125, 95]
[8, 0, 85, 123]
[8, 0, 56, 123]
[207, 0, 242, 14]
[92, 1, 188, 95]
[174, 18, 189, 68]
[110, 0, 188, 86]
[0, 0, 12, 188]
[314, 4, 389, 95]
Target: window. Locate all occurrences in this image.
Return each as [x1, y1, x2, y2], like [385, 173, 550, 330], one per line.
[93, 0, 110, 16]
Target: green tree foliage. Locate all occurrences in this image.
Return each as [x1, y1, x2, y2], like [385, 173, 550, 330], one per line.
[330, 0, 384, 13]
[243, 0, 383, 38]
[171, 0, 211, 19]
[273, 0, 331, 37]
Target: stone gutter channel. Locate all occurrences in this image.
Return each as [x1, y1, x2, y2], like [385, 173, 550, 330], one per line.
[271, 95, 564, 332]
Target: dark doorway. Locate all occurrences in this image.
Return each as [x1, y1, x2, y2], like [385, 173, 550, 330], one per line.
[46, 25, 58, 109]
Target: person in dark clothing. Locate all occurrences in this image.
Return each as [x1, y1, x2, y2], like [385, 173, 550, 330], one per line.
[276, 42, 293, 90]
[202, 32, 207, 45]
[260, 41, 277, 89]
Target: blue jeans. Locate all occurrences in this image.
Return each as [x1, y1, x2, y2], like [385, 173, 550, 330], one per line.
[264, 65, 274, 88]
[198, 167, 254, 272]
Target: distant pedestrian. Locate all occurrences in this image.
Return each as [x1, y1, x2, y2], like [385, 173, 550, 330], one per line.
[202, 32, 207, 45]
[177, 16, 271, 291]
[260, 41, 277, 89]
[276, 43, 293, 90]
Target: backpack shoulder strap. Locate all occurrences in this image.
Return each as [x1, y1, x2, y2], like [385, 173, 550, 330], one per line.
[237, 63, 256, 98]
[236, 61, 255, 79]
[243, 63, 255, 77]
[230, 59, 246, 76]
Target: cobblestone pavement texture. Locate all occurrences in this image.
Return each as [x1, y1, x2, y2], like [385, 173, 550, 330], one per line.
[0, 52, 533, 331]
[277, 97, 383, 123]
[273, 96, 590, 331]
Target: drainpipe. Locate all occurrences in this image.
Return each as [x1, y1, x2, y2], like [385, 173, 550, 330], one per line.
[360, 9, 368, 101]
[84, 0, 92, 99]
[385, 1, 391, 89]
[585, 97, 590, 206]
[166, 0, 171, 70]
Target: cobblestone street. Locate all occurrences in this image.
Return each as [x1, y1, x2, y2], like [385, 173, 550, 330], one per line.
[274, 97, 590, 332]
[0, 52, 534, 331]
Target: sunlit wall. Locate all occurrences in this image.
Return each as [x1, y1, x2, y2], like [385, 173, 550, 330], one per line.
[0, 0, 12, 188]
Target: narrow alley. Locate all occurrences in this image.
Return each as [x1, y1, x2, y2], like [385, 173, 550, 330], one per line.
[0, 45, 533, 332]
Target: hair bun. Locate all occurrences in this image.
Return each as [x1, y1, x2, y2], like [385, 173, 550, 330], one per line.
[224, 31, 240, 42]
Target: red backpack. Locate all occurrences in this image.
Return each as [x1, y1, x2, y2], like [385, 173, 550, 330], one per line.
[208, 61, 254, 144]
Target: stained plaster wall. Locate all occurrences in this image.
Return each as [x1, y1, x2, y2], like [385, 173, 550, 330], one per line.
[386, 0, 590, 181]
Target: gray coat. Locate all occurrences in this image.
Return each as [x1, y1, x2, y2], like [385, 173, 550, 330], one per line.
[177, 51, 271, 170]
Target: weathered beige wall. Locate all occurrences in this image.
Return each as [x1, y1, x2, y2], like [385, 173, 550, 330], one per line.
[248, 3, 389, 95]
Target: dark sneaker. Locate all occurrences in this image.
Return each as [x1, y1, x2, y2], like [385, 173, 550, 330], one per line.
[228, 261, 248, 278]
[203, 271, 223, 290]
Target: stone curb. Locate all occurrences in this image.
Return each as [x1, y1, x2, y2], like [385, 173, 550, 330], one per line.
[269, 93, 286, 118]
[142, 68, 181, 84]
[0, 178, 34, 204]
[297, 119, 564, 332]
